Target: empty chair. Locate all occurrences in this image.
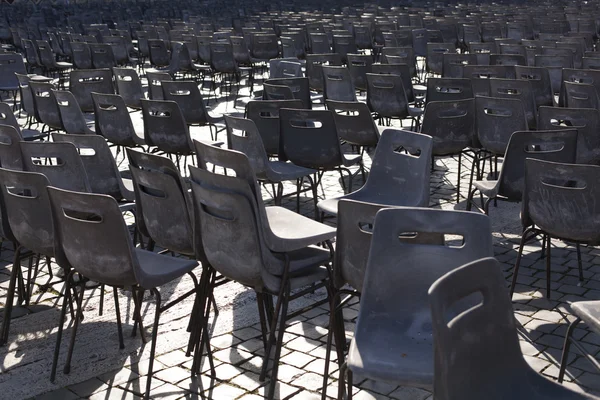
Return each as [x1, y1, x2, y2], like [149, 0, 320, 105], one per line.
[326, 100, 380, 153]
[366, 73, 423, 130]
[426, 77, 473, 104]
[305, 53, 343, 93]
[245, 99, 305, 156]
[148, 39, 171, 68]
[488, 78, 537, 129]
[442, 53, 478, 78]
[0, 101, 46, 141]
[490, 53, 527, 67]
[92, 92, 146, 150]
[161, 80, 224, 141]
[467, 129, 577, 214]
[250, 33, 279, 61]
[426, 42, 456, 76]
[70, 41, 93, 70]
[429, 257, 597, 400]
[0, 53, 29, 102]
[421, 98, 476, 202]
[309, 32, 331, 54]
[317, 128, 432, 217]
[338, 207, 493, 398]
[347, 54, 372, 92]
[269, 58, 303, 79]
[47, 186, 199, 400]
[0, 125, 25, 169]
[263, 82, 293, 101]
[224, 115, 318, 215]
[514, 65, 553, 108]
[463, 64, 515, 97]
[89, 43, 116, 69]
[475, 96, 528, 157]
[371, 63, 422, 104]
[70, 69, 114, 112]
[279, 108, 363, 193]
[535, 55, 574, 96]
[332, 34, 357, 63]
[52, 90, 95, 135]
[30, 81, 62, 133]
[511, 159, 600, 299]
[321, 65, 357, 101]
[563, 82, 600, 109]
[36, 40, 72, 79]
[146, 70, 172, 100]
[113, 67, 144, 109]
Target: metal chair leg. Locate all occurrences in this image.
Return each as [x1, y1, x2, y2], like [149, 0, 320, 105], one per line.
[558, 317, 581, 383]
[510, 226, 537, 297]
[546, 234, 552, 299]
[143, 288, 162, 400]
[114, 287, 124, 349]
[63, 279, 86, 374]
[50, 270, 76, 382]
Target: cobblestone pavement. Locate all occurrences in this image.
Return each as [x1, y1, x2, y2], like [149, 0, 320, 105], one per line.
[1, 75, 600, 400]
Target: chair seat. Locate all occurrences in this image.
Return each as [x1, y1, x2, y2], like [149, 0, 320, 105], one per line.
[263, 160, 316, 182]
[342, 153, 362, 167]
[347, 328, 433, 390]
[21, 128, 48, 141]
[263, 246, 330, 292]
[264, 205, 336, 252]
[56, 61, 73, 68]
[29, 74, 54, 82]
[118, 201, 136, 213]
[409, 106, 424, 117]
[572, 301, 600, 334]
[473, 178, 499, 198]
[135, 248, 198, 288]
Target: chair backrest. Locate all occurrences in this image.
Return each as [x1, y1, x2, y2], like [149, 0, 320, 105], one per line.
[489, 53, 527, 67]
[514, 65, 553, 108]
[250, 33, 279, 60]
[371, 63, 416, 103]
[366, 73, 410, 119]
[305, 53, 343, 92]
[20, 141, 91, 193]
[91, 92, 141, 147]
[534, 54, 573, 95]
[0, 53, 26, 90]
[245, 99, 304, 156]
[442, 53, 478, 78]
[426, 77, 473, 104]
[230, 36, 251, 65]
[321, 65, 357, 102]
[269, 58, 302, 79]
[537, 106, 600, 164]
[278, 108, 345, 169]
[488, 78, 537, 129]
[141, 98, 193, 155]
[309, 32, 331, 53]
[332, 34, 357, 63]
[47, 187, 138, 287]
[524, 159, 600, 243]
[326, 99, 379, 148]
[70, 41, 93, 69]
[347, 53, 373, 92]
[563, 81, 600, 109]
[224, 115, 271, 179]
[495, 129, 578, 201]
[262, 77, 311, 109]
[161, 80, 209, 125]
[70, 69, 114, 112]
[0, 124, 24, 170]
[128, 152, 194, 255]
[210, 41, 238, 74]
[52, 133, 127, 200]
[15, 73, 35, 115]
[354, 207, 492, 384]
[148, 38, 171, 67]
[29, 81, 62, 130]
[0, 168, 54, 256]
[428, 257, 530, 400]
[52, 90, 92, 135]
[475, 95, 528, 155]
[422, 98, 476, 155]
[89, 43, 116, 69]
[146, 71, 171, 100]
[113, 67, 143, 109]
[263, 83, 294, 101]
[559, 68, 600, 107]
[427, 42, 456, 75]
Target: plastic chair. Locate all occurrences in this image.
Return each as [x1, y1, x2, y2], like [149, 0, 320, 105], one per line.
[91, 92, 146, 152]
[475, 95, 528, 157]
[514, 65, 554, 108]
[442, 53, 478, 78]
[0, 53, 28, 102]
[338, 207, 493, 399]
[0, 101, 46, 141]
[20, 141, 91, 193]
[52, 133, 134, 203]
[250, 32, 279, 61]
[262, 77, 311, 109]
[245, 99, 305, 156]
[371, 63, 423, 104]
[224, 115, 318, 216]
[488, 78, 537, 129]
[366, 73, 423, 130]
[563, 81, 600, 109]
[146, 70, 171, 100]
[70, 41, 93, 70]
[269, 58, 303, 79]
[309, 32, 331, 54]
[511, 159, 600, 299]
[321, 65, 357, 102]
[537, 106, 600, 164]
[317, 128, 431, 216]
[332, 34, 357, 64]
[30, 81, 62, 133]
[426, 42, 456, 76]
[52, 90, 95, 135]
[421, 98, 475, 202]
[0, 125, 25, 170]
[426, 77, 473, 104]
[305, 53, 342, 93]
[161, 80, 224, 140]
[148, 38, 171, 68]
[112, 67, 144, 109]
[326, 100, 380, 152]
[535, 54, 574, 96]
[429, 257, 597, 400]
[187, 146, 336, 400]
[467, 129, 578, 214]
[279, 108, 363, 194]
[46, 186, 199, 400]
[69, 69, 114, 113]
[36, 40, 72, 78]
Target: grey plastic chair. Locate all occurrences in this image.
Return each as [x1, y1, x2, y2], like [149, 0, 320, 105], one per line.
[463, 64, 515, 97]
[0, 168, 55, 346]
[161, 80, 224, 141]
[371, 63, 422, 104]
[279, 108, 363, 194]
[69, 69, 114, 112]
[52, 90, 95, 135]
[318, 128, 432, 217]
[261, 77, 311, 109]
[563, 81, 600, 109]
[70, 41, 93, 70]
[245, 99, 305, 157]
[467, 129, 578, 214]
[321, 65, 357, 102]
[559, 68, 600, 107]
[511, 159, 600, 299]
[366, 73, 423, 130]
[0, 101, 46, 141]
[514, 65, 553, 108]
[91, 92, 146, 151]
[429, 257, 597, 400]
[112, 67, 144, 109]
[475, 95, 528, 157]
[421, 98, 476, 202]
[305, 53, 342, 93]
[0, 125, 25, 170]
[338, 207, 493, 399]
[488, 78, 537, 130]
[0, 53, 28, 102]
[347, 54, 373, 92]
[426, 42, 456, 76]
[146, 71, 172, 100]
[442, 53, 478, 78]
[326, 100, 380, 153]
[224, 115, 318, 216]
[537, 106, 600, 164]
[46, 186, 199, 400]
[30, 81, 63, 133]
[426, 77, 473, 104]
[187, 146, 336, 400]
